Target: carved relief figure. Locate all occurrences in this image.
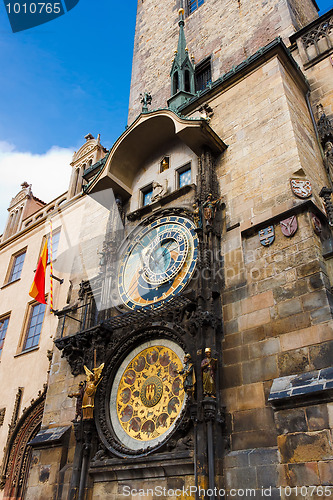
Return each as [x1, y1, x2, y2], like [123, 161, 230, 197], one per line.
[82, 363, 104, 419]
[178, 353, 196, 398]
[201, 348, 217, 397]
[68, 381, 85, 421]
[202, 194, 222, 226]
[151, 181, 167, 203]
[325, 141, 333, 182]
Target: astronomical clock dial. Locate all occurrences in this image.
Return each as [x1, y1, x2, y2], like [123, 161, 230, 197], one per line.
[118, 216, 198, 310]
[110, 340, 186, 452]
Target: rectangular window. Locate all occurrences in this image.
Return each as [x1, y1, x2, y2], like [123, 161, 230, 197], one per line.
[142, 185, 153, 207]
[0, 315, 10, 357]
[47, 229, 61, 264]
[160, 156, 170, 172]
[7, 250, 26, 283]
[195, 57, 212, 91]
[22, 302, 46, 351]
[188, 0, 204, 15]
[178, 164, 192, 188]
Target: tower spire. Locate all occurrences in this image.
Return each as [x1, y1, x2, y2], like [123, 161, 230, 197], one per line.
[175, 8, 187, 66]
[168, 8, 195, 110]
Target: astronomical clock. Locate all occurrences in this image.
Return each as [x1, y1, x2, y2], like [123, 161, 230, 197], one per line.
[95, 214, 200, 456]
[55, 108, 225, 495]
[118, 215, 198, 310]
[109, 340, 186, 454]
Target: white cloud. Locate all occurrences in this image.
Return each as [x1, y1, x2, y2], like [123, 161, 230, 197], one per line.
[0, 142, 73, 234]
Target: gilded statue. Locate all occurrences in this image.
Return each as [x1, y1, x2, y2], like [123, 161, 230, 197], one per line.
[201, 348, 217, 398]
[192, 203, 202, 229]
[82, 363, 104, 420]
[179, 353, 196, 398]
[202, 194, 222, 226]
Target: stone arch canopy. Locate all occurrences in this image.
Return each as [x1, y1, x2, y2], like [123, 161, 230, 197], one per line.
[87, 109, 227, 203]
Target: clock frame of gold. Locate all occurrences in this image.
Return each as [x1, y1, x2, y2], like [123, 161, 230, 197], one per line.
[109, 339, 186, 453]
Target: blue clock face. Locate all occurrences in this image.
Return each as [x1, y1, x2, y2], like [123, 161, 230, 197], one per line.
[118, 216, 198, 310]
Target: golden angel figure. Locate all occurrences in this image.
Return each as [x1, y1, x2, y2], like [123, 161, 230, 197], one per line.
[82, 363, 104, 420]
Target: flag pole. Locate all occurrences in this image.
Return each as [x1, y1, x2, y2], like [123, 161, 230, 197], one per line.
[49, 219, 54, 312]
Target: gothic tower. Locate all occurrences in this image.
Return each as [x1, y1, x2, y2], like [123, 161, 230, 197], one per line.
[128, 0, 319, 122]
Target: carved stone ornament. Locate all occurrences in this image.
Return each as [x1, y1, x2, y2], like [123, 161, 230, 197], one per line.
[301, 15, 333, 60]
[9, 185, 31, 209]
[55, 292, 195, 376]
[73, 143, 95, 162]
[259, 226, 275, 247]
[0, 387, 46, 494]
[203, 398, 217, 422]
[290, 179, 312, 199]
[280, 215, 298, 237]
[311, 213, 322, 235]
[0, 408, 5, 427]
[317, 109, 333, 146]
[319, 187, 333, 227]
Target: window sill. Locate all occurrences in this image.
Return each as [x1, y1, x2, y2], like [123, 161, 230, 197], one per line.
[127, 183, 195, 222]
[14, 346, 39, 357]
[1, 278, 21, 290]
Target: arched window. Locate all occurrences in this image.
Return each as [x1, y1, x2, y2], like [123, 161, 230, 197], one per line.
[185, 70, 190, 92]
[6, 213, 15, 237]
[73, 168, 80, 195]
[173, 72, 179, 94]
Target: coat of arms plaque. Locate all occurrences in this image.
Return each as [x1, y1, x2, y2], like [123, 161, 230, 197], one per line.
[280, 215, 298, 237]
[311, 214, 322, 235]
[259, 226, 275, 246]
[290, 179, 312, 199]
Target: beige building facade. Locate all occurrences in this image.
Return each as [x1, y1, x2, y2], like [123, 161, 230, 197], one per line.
[0, 135, 107, 499]
[0, 0, 333, 499]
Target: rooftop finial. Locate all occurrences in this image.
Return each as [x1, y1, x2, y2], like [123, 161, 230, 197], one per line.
[168, 3, 195, 109]
[178, 7, 185, 26]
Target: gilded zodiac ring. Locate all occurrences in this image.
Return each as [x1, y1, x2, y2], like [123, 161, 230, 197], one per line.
[110, 341, 186, 451]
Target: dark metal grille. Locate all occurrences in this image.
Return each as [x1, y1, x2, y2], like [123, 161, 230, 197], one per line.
[195, 58, 212, 91]
[58, 294, 194, 338]
[102, 295, 193, 331]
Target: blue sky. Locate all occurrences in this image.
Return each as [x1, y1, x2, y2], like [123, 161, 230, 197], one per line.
[0, 0, 332, 233]
[0, 0, 137, 154]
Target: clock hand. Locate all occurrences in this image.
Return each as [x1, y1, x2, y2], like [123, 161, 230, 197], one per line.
[161, 241, 177, 258]
[126, 273, 142, 296]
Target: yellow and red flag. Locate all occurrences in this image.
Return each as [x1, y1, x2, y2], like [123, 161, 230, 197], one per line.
[29, 240, 48, 304]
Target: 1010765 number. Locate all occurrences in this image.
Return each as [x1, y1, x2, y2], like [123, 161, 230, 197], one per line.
[6, 3, 62, 14]
[278, 486, 333, 496]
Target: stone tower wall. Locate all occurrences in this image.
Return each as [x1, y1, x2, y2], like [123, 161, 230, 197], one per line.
[128, 0, 318, 122]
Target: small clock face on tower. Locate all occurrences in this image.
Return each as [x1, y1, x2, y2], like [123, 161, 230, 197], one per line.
[118, 216, 198, 310]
